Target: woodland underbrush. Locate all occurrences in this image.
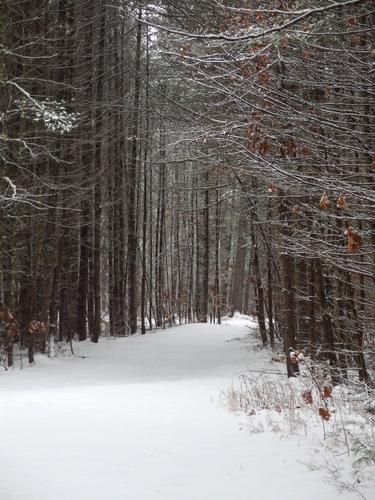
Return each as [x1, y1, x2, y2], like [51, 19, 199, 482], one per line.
[224, 349, 375, 499]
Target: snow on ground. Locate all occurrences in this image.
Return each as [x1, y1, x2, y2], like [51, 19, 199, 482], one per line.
[0, 316, 372, 500]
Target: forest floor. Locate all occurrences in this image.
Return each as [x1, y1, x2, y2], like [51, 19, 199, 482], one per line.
[0, 315, 374, 500]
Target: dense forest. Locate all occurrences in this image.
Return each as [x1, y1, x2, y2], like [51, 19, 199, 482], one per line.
[0, 0, 374, 382]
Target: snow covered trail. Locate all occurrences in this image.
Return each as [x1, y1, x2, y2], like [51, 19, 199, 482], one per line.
[0, 319, 360, 500]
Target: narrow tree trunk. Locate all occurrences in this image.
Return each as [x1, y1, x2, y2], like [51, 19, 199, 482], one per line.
[231, 216, 247, 314]
[250, 224, 267, 345]
[127, 8, 142, 335]
[91, 0, 106, 343]
[201, 169, 209, 322]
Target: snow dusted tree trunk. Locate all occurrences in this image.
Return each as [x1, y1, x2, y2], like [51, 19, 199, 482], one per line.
[231, 216, 247, 315]
[214, 178, 221, 324]
[250, 223, 267, 345]
[140, 26, 150, 335]
[127, 8, 142, 335]
[200, 169, 210, 323]
[91, 0, 106, 344]
[315, 259, 339, 381]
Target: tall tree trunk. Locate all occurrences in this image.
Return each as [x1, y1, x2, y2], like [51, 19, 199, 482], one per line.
[250, 224, 267, 345]
[128, 8, 142, 335]
[201, 169, 209, 322]
[231, 216, 247, 314]
[91, 0, 106, 343]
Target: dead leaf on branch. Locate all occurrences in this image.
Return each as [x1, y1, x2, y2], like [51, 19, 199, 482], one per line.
[267, 184, 278, 194]
[345, 227, 362, 253]
[258, 71, 270, 85]
[323, 385, 332, 399]
[0, 305, 15, 323]
[319, 407, 331, 421]
[302, 389, 313, 405]
[336, 193, 347, 210]
[280, 37, 288, 49]
[27, 320, 48, 334]
[292, 205, 301, 215]
[300, 146, 311, 157]
[6, 323, 18, 338]
[279, 138, 297, 158]
[319, 192, 330, 209]
[303, 50, 310, 60]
